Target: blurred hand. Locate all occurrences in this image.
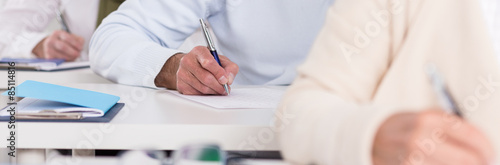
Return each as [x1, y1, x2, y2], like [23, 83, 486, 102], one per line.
[372, 110, 494, 165]
[32, 30, 84, 61]
[154, 46, 239, 95]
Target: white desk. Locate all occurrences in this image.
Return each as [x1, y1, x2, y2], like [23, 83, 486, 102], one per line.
[46, 156, 290, 165]
[0, 68, 112, 88]
[0, 83, 281, 151]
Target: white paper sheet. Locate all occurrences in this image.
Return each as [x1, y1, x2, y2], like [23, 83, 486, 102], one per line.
[169, 87, 286, 109]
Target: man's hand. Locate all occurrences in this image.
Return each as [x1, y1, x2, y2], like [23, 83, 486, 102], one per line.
[32, 30, 84, 61]
[154, 46, 239, 95]
[372, 110, 494, 165]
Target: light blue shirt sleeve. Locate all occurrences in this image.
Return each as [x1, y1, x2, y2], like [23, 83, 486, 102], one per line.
[91, 0, 335, 87]
[89, 0, 223, 88]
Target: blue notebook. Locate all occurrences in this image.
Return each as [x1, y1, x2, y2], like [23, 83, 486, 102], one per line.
[0, 58, 90, 71]
[0, 58, 65, 65]
[1, 80, 120, 115]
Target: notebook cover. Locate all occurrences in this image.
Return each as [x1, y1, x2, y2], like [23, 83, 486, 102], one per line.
[1, 80, 120, 113]
[0, 64, 89, 71]
[0, 103, 124, 123]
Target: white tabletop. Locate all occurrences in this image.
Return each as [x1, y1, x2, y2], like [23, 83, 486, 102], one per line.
[0, 82, 281, 151]
[46, 155, 290, 165]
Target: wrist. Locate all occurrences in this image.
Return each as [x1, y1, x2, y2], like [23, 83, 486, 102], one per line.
[154, 52, 185, 89]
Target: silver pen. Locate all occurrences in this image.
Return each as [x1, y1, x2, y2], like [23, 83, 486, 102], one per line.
[199, 18, 230, 95]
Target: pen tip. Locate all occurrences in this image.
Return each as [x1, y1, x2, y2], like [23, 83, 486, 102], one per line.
[223, 84, 230, 95]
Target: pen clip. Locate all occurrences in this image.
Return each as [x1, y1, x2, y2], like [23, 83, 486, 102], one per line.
[199, 19, 216, 51]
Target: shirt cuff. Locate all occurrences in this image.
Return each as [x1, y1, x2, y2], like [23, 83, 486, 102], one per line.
[327, 105, 400, 165]
[280, 90, 401, 164]
[127, 43, 182, 88]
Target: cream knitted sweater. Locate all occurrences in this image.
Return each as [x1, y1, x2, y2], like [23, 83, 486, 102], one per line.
[278, 0, 500, 164]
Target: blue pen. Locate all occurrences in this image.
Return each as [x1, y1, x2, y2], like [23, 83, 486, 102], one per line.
[426, 64, 500, 164]
[199, 18, 230, 95]
[56, 9, 70, 33]
[425, 64, 462, 117]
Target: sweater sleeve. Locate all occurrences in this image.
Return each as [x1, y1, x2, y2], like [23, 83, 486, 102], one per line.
[89, 0, 224, 88]
[278, 0, 500, 163]
[277, 0, 416, 164]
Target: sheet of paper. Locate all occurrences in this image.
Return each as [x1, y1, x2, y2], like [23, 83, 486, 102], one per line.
[169, 87, 286, 109]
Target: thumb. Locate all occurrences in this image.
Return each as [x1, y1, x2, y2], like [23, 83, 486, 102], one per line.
[219, 55, 239, 85]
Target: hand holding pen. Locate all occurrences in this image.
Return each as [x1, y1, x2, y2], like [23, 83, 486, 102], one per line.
[425, 64, 497, 165]
[32, 9, 84, 61]
[163, 19, 238, 95]
[372, 64, 496, 165]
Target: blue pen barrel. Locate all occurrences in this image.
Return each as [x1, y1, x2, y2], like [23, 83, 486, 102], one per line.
[210, 50, 223, 66]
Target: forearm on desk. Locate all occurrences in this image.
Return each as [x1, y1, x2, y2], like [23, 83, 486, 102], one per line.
[278, 78, 396, 165]
[0, 0, 57, 58]
[277, 0, 398, 163]
[0, 32, 47, 59]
